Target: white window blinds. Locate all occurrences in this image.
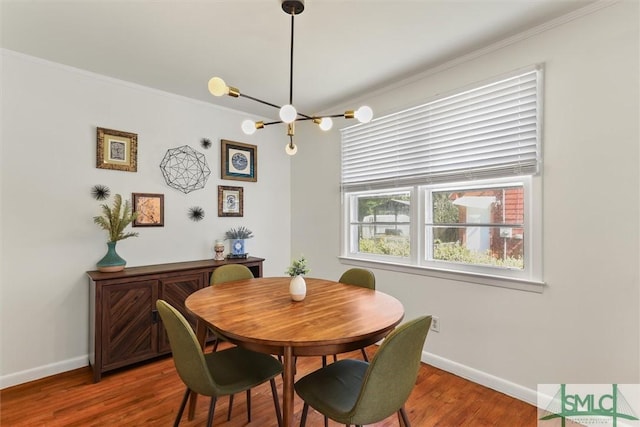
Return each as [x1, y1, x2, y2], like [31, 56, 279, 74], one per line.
[341, 67, 542, 191]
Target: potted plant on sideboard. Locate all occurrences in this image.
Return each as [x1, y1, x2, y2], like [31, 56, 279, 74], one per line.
[224, 226, 254, 259]
[93, 194, 138, 272]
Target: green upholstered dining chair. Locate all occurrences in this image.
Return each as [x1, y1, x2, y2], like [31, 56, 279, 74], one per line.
[338, 268, 376, 290]
[211, 264, 254, 285]
[294, 315, 432, 427]
[334, 268, 376, 363]
[156, 300, 283, 427]
[209, 264, 254, 350]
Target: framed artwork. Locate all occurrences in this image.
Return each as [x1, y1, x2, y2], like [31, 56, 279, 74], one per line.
[221, 139, 257, 182]
[218, 185, 243, 217]
[132, 193, 164, 227]
[96, 127, 138, 172]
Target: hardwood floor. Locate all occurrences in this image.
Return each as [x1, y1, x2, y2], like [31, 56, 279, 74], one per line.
[1, 344, 537, 426]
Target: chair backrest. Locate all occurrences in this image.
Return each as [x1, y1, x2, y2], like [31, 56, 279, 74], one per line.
[210, 264, 254, 286]
[156, 300, 218, 396]
[338, 268, 376, 290]
[349, 315, 432, 425]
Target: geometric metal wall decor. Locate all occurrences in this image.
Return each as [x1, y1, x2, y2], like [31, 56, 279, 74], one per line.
[159, 145, 211, 194]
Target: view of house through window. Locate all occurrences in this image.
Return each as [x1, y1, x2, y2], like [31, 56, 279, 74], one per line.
[351, 191, 411, 257]
[427, 184, 524, 269]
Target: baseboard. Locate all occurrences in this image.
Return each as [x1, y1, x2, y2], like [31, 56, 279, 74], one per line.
[0, 356, 88, 390]
[422, 351, 539, 406]
[2, 350, 539, 406]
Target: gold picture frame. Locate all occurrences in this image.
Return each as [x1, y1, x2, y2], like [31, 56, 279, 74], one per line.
[97, 127, 138, 172]
[221, 139, 257, 182]
[132, 193, 164, 227]
[218, 186, 243, 217]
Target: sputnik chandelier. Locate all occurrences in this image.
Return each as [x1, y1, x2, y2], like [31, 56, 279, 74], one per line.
[208, 0, 373, 156]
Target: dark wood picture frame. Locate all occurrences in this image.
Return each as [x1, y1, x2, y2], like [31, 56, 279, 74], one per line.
[221, 139, 257, 182]
[96, 127, 138, 172]
[218, 185, 243, 217]
[132, 193, 164, 227]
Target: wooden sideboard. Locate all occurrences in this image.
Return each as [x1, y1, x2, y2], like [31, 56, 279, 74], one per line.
[87, 257, 264, 382]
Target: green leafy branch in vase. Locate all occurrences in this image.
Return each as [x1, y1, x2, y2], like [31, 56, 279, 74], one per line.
[93, 194, 139, 242]
[286, 255, 310, 277]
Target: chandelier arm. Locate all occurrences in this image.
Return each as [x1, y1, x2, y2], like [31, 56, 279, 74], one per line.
[296, 113, 349, 121]
[238, 93, 283, 110]
[238, 93, 314, 120]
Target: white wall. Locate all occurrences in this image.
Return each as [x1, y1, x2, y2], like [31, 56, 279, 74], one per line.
[291, 1, 639, 403]
[0, 50, 291, 387]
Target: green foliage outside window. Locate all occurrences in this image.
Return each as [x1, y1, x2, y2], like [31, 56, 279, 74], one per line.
[432, 192, 459, 243]
[434, 241, 523, 268]
[359, 237, 410, 257]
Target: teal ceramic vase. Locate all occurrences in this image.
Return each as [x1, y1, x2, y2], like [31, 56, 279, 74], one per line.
[97, 241, 126, 272]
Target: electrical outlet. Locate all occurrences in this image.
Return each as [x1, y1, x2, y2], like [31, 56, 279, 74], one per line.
[430, 316, 440, 333]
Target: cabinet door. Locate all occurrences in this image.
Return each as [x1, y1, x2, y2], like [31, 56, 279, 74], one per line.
[158, 273, 204, 353]
[102, 280, 158, 371]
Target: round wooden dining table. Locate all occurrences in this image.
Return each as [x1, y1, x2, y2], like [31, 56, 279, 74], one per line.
[184, 276, 405, 427]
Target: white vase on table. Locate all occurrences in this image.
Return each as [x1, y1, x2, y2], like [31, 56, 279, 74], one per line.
[289, 275, 306, 301]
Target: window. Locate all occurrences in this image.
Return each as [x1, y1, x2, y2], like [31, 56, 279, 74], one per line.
[348, 190, 411, 258]
[341, 66, 543, 289]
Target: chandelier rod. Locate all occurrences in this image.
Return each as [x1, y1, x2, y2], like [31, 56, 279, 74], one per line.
[289, 9, 295, 106]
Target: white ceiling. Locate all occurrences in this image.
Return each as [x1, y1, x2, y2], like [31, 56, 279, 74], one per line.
[1, 0, 595, 120]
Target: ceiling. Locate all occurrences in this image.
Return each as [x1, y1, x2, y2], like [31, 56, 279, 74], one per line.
[2, 0, 595, 120]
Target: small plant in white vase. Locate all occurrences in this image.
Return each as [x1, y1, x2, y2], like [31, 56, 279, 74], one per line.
[286, 255, 310, 301]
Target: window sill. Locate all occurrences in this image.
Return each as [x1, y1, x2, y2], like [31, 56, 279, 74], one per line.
[338, 256, 546, 293]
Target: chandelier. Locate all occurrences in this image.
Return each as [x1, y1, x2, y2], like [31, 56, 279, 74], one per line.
[207, 0, 373, 156]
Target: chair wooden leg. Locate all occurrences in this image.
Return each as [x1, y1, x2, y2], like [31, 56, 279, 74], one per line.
[227, 394, 234, 420]
[360, 347, 369, 362]
[207, 396, 217, 427]
[270, 378, 283, 427]
[174, 387, 190, 427]
[300, 403, 309, 427]
[324, 415, 328, 427]
[246, 389, 252, 422]
[398, 405, 411, 427]
[322, 355, 327, 367]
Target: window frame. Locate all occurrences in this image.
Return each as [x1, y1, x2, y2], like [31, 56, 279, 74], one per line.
[341, 175, 543, 292]
[422, 176, 535, 278]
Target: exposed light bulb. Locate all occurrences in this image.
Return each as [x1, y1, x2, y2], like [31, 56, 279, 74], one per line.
[355, 106, 373, 123]
[242, 119, 257, 135]
[280, 104, 298, 123]
[285, 142, 298, 156]
[208, 77, 228, 97]
[319, 117, 333, 131]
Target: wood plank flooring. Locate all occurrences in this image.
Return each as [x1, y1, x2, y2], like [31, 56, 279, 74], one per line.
[1, 344, 538, 426]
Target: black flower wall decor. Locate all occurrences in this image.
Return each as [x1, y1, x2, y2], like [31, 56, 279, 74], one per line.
[188, 206, 205, 222]
[91, 185, 111, 200]
[200, 138, 212, 149]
